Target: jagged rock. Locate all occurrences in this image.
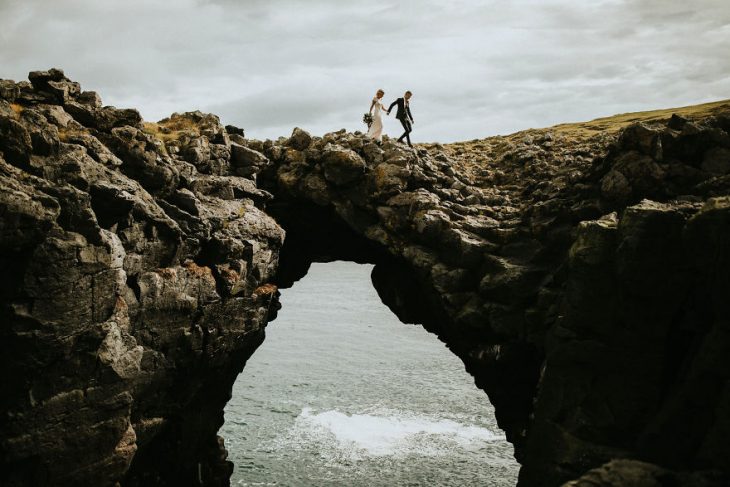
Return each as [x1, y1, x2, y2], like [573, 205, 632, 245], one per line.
[16, 80, 57, 104]
[103, 125, 180, 194]
[65, 130, 124, 167]
[28, 68, 81, 104]
[230, 143, 269, 178]
[256, 107, 730, 487]
[0, 108, 33, 165]
[619, 122, 663, 159]
[181, 134, 211, 166]
[96, 107, 144, 131]
[27, 67, 67, 87]
[229, 132, 245, 145]
[38, 104, 75, 127]
[288, 127, 312, 151]
[225, 124, 244, 136]
[17, 107, 60, 156]
[78, 90, 102, 108]
[65, 100, 143, 131]
[187, 174, 272, 207]
[0, 70, 285, 487]
[0, 79, 20, 102]
[1, 69, 730, 487]
[321, 146, 366, 185]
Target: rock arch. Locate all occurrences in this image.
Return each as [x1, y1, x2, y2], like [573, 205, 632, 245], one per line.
[1, 70, 729, 486]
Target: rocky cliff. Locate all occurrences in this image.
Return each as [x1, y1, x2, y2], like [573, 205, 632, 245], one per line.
[0, 69, 283, 486]
[1, 69, 729, 486]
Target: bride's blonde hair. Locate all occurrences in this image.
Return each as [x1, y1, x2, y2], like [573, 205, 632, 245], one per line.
[376, 89, 384, 95]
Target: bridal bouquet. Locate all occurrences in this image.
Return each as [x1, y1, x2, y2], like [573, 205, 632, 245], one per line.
[362, 113, 373, 127]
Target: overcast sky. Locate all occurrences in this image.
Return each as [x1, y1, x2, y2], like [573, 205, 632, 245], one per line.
[1, 0, 729, 142]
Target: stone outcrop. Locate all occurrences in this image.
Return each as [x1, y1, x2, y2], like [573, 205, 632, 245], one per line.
[1, 70, 283, 486]
[253, 107, 730, 487]
[1, 69, 729, 486]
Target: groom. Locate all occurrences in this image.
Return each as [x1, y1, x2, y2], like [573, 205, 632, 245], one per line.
[387, 91, 414, 147]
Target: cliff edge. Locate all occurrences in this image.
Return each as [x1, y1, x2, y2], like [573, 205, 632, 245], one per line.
[1, 69, 729, 486]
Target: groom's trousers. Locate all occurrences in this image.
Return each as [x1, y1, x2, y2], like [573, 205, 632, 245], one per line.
[397, 118, 413, 146]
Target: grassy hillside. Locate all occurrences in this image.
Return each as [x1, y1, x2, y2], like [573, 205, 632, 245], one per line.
[548, 99, 730, 138]
[422, 99, 730, 189]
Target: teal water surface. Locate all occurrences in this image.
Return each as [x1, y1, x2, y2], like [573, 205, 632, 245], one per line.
[221, 261, 519, 486]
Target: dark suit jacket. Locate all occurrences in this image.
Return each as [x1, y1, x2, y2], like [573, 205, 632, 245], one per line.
[388, 98, 413, 122]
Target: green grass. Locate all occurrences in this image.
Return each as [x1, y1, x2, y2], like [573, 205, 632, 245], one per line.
[549, 99, 730, 138]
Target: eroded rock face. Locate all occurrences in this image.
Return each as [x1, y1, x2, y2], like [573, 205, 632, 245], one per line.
[0, 70, 283, 486]
[256, 117, 730, 486]
[1, 69, 729, 486]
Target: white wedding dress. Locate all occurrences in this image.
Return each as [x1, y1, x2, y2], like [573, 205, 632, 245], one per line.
[367, 97, 385, 142]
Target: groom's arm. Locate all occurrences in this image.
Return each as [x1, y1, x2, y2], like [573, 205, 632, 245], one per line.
[407, 105, 414, 122]
[387, 100, 398, 114]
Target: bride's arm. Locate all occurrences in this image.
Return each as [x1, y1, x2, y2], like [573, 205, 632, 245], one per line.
[387, 99, 398, 114]
[369, 99, 376, 114]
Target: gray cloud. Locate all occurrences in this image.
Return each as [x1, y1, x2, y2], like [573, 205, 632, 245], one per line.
[1, 0, 728, 142]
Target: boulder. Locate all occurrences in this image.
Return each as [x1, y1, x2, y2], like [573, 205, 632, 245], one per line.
[230, 143, 269, 178]
[0, 79, 20, 102]
[65, 101, 142, 131]
[321, 147, 366, 185]
[288, 127, 312, 151]
[225, 124, 244, 136]
[28, 68, 81, 103]
[95, 107, 143, 131]
[618, 122, 662, 159]
[78, 91, 102, 108]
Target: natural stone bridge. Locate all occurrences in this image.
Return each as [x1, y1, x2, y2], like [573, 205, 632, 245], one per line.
[1, 69, 729, 486]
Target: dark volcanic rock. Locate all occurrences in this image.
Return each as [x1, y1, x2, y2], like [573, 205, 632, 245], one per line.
[320, 145, 366, 185]
[65, 101, 143, 132]
[78, 90, 102, 108]
[28, 68, 81, 103]
[562, 459, 726, 487]
[0, 79, 20, 102]
[256, 108, 730, 486]
[0, 106, 33, 165]
[1, 69, 730, 487]
[230, 143, 269, 179]
[224, 124, 244, 136]
[288, 127, 312, 151]
[0, 70, 283, 487]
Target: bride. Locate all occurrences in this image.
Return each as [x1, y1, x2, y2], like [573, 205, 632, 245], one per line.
[366, 89, 387, 143]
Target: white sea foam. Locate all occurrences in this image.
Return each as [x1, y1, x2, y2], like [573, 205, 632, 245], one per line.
[278, 407, 501, 458]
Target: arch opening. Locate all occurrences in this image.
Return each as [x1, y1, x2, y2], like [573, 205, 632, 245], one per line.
[222, 261, 520, 486]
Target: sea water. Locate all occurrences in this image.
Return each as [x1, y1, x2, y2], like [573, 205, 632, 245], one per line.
[221, 261, 519, 486]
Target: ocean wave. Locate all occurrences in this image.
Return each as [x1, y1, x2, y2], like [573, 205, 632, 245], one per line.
[274, 407, 502, 459]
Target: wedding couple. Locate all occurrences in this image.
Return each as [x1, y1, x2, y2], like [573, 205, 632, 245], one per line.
[367, 89, 414, 147]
